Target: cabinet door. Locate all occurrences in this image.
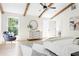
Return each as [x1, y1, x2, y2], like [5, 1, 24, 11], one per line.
[29, 30, 41, 39]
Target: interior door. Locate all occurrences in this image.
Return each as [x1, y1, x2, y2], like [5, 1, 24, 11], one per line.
[48, 20, 56, 37]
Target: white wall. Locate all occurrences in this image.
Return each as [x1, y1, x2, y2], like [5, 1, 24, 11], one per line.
[0, 10, 4, 42]
[0, 10, 1, 34]
[18, 15, 43, 40]
[52, 3, 79, 38]
[2, 12, 46, 40]
[0, 9, 2, 41]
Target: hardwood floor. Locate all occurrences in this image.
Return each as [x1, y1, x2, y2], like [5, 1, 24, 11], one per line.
[0, 39, 43, 56]
[0, 43, 19, 56]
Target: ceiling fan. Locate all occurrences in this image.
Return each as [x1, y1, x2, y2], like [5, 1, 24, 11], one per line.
[40, 3, 56, 9]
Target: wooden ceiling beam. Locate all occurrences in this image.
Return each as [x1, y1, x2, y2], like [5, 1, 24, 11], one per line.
[0, 3, 4, 14]
[39, 3, 53, 18]
[51, 3, 74, 19]
[23, 3, 30, 16]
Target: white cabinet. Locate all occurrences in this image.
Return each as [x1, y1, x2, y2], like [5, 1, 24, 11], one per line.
[29, 30, 42, 39]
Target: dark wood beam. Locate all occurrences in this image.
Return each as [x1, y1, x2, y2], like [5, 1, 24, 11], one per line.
[51, 3, 74, 19]
[39, 3, 53, 18]
[23, 3, 30, 16]
[0, 3, 4, 14]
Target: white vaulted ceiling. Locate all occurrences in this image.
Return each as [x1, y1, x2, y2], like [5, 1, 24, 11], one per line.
[1, 3, 70, 18]
[27, 3, 44, 16]
[2, 3, 26, 15]
[42, 3, 69, 18]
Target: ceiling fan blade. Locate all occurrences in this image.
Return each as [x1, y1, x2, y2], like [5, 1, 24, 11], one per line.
[39, 9, 47, 18]
[40, 3, 44, 6]
[50, 7, 56, 9]
[40, 3, 47, 9]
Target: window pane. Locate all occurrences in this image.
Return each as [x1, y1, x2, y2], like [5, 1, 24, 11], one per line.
[8, 17, 18, 36]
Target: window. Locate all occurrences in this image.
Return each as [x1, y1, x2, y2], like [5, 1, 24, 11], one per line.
[8, 17, 18, 36]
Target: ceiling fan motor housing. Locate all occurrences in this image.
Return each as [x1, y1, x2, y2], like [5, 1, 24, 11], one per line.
[43, 6, 47, 8]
